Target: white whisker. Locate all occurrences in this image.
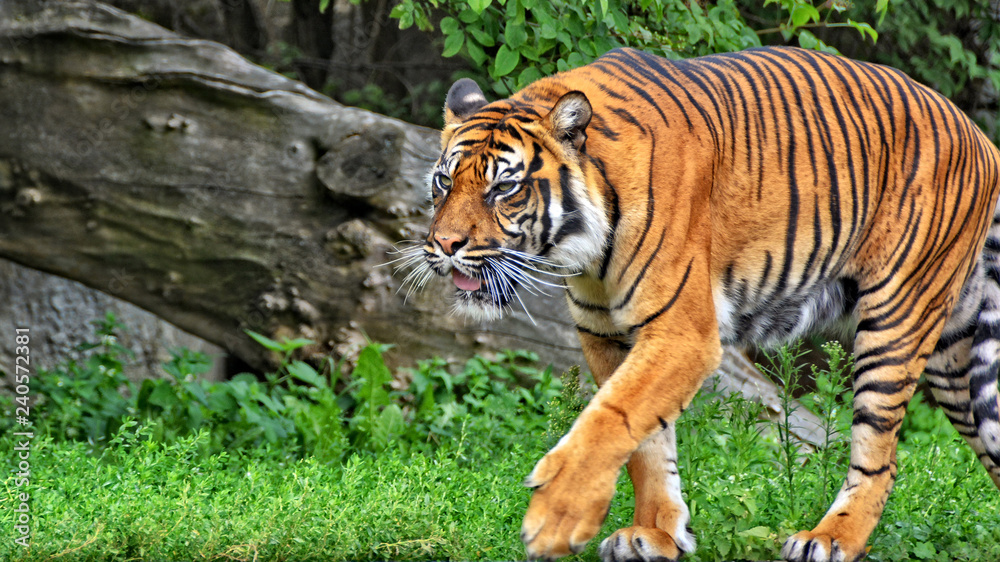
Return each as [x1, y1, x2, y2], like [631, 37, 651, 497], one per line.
[378, 243, 427, 268]
[498, 247, 579, 270]
[488, 258, 547, 296]
[489, 257, 564, 295]
[509, 283, 537, 326]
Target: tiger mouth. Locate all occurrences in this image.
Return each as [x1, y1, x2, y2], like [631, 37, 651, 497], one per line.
[450, 267, 514, 309]
[452, 269, 482, 291]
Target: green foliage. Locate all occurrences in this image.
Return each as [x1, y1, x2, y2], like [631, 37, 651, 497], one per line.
[544, 365, 594, 445]
[29, 312, 136, 443]
[756, 342, 811, 519]
[22, 316, 562, 463]
[0, 427, 543, 561]
[7, 320, 1000, 561]
[402, 349, 562, 446]
[678, 384, 775, 560]
[804, 341, 853, 506]
[389, 0, 885, 95]
[757, 0, 880, 52]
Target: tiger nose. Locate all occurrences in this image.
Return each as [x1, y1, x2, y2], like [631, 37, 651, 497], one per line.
[434, 233, 468, 256]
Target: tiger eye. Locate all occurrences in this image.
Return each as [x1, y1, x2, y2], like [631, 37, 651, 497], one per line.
[495, 180, 517, 192]
[439, 175, 452, 188]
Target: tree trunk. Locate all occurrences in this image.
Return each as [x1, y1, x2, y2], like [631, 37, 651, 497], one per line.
[0, 0, 583, 372]
[0, 0, 827, 444]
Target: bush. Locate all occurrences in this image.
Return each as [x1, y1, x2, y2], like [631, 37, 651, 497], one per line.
[390, 0, 882, 95]
[17, 315, 562, 463]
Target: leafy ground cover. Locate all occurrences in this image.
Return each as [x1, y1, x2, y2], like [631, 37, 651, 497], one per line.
[1, 318, 998, 561]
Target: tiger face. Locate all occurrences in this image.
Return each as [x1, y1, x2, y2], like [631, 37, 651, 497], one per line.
[422, 79, 610, 320]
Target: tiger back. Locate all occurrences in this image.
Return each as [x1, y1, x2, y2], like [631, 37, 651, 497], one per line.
[414, 46, 1000, 562]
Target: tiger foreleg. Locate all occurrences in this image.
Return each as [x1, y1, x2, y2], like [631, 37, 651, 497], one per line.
[522, 322, 721, 560]
[599, 423, 695, 562]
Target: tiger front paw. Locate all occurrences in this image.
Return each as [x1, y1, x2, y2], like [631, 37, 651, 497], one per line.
[520, 448, 621, 560]
[781, 530, 863, 562]
[599, 525, 695, 562]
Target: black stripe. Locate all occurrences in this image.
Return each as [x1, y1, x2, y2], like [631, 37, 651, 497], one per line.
[629, 258, 695, 332]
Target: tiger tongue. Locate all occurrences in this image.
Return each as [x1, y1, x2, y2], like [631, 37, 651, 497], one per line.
[452, 269, 482, 291]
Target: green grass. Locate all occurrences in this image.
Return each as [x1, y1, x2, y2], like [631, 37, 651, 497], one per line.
[0, 427, 540, 561]
[1, 320, 999, 561]
[3, 391, 998, 561]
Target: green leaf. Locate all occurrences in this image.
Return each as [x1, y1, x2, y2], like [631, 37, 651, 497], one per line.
[798, 29, 819, 50]
[466, 38, 488, 65]
[599, 0, 608, 18]
[494, 44, 520, 78]
[319, 0, 331, 12]
[505, 22, 528, 49]
[353, 344, 392, 408]
[440, 16, 460, 35]
[875, 0, 889, 24]
[566, 15, 585, 36]
[469, 26, 496, 47]
[149, 382, 180, 409]
[389, 4, 408, 19]
[469, 0, 492, 14]
[288, 361, 324, 388]
[398, 10, 414, 30]
[442, 31, 465, 57]
[533, 6, 556, 27]
[282, 338, 315, 351]
[737, 525, 772, 539]
[556, 30, 574, 50]
[458, 8, 480, 23]
[912, 541, 937, 559]
[183, 381, 209, 405]
[611, 10, 629, 33]
[246, 330, 284, 352]
[790, 3, 821, 27]
[375, 404, 405, 441]
[847, 19, 878, 43]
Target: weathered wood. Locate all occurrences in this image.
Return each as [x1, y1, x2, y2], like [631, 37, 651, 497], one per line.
[0, 0, 581, 372]
[0, 0, 827, 445]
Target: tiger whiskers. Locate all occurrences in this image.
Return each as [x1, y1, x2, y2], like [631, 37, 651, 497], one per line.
[483, 258, 537, 325]
[382, 242, 582, 324]
[486, 257, 557, 296]
[498, 248, 580, 274]
[382, 242, 437, 303]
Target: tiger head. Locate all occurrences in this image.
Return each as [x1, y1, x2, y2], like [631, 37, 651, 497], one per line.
[417, 78, 610, 321]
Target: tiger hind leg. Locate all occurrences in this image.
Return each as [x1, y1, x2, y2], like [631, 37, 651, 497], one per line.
[927, 257, 1000, 488]
[782, 288, 951, 562]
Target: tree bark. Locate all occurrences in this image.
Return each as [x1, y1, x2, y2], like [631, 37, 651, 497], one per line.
[0, 0, 827, 444]
[0, 0, 584, 373]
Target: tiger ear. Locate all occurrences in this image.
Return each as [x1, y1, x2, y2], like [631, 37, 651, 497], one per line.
[544, 91, 592, 151]
[444, 78, 488, 127]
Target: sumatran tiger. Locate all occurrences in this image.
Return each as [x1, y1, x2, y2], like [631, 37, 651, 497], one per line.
[401, 46, 1000, 562]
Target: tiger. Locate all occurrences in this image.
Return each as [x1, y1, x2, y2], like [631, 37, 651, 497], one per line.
[406, 45, 1000, 562]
